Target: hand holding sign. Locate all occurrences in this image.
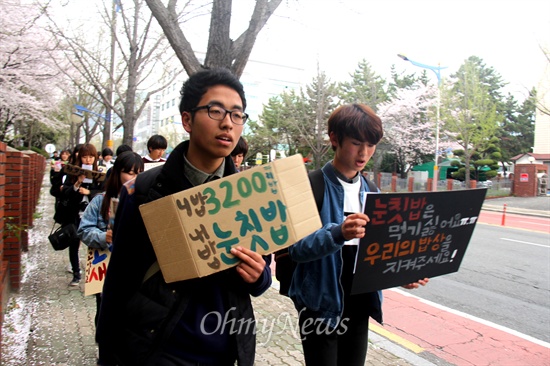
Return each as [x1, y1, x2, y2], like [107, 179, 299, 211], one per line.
[351, 189, 486, 295]
[342, 213, 369, 240]
[402, 277, 430, 289]
[230, 246, 266, 283]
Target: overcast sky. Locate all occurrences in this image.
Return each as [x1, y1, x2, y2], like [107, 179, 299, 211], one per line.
[51, 0, 549, 102]
[243, 0, 550, 101]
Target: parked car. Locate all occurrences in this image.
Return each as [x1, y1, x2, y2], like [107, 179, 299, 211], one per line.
[452, 180, 465, 188]
[477, 180, 493, 188]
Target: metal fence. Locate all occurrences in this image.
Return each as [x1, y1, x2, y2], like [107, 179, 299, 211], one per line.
[364, 172, 513, 197]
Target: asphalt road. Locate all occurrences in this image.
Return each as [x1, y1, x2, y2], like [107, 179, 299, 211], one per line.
[406, 222, 550, 343]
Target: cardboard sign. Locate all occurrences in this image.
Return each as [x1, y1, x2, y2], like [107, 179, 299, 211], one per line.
[351, 189, 487, 295]
[139, 154, 322, 283]
[63, 164, 106, 182]
[84, 199, 117, 296]
[143, 162, 165, 171]
[52, 160, 65, 172]
[84, 246, 111, 296]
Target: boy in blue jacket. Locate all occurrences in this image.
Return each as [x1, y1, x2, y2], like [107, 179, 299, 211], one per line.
[289, 103, 428, 366]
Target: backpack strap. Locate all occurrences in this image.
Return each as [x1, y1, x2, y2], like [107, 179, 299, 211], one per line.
[364, 176, 378, 192]
[308, 169, 325, 211]
[142, 261, 160, 284]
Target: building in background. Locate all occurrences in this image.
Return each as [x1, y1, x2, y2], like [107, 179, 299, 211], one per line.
[132, 59, 305, 156]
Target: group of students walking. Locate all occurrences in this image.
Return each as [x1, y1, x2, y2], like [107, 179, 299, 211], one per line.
[47, 68, 427, 366]
[48, 140, 163, 287]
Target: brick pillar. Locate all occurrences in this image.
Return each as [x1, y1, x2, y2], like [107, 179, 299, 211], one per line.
[0, 142, 7, 341]
[20, 154, 30, 252]
[391, 175, 397, 192]
[5, 149, 23, 291]
[28, 152, 38, 227]
[23, 152, 36, 228]
[408, 177, 414, 192]
[447, 179, 453, 191]
[36, 155, 46, 205]
[427, 178, 434, 191]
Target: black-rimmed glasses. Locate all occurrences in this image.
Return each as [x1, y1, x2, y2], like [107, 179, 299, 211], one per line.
[191, 104, 248, 125]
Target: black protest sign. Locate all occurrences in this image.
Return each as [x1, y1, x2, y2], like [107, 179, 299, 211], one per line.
[351, 189, 486, 295]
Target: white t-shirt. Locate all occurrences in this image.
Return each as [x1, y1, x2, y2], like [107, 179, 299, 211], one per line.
[338, 177, 362, 246]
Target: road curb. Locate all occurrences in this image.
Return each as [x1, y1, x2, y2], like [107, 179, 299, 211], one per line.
[482, 205, 550, 218]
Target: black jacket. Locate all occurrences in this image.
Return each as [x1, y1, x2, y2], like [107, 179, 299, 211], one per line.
[51, 170, 103, 225]
[97, 141, 271, 365]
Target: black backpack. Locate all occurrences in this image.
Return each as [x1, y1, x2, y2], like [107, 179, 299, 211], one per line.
[274, 169, 377, 296]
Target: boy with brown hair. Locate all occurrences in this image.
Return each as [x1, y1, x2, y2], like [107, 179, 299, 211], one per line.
[288, 103, 428, 366]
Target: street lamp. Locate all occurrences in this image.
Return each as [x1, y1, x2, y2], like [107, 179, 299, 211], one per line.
[397, 54, 447, 191]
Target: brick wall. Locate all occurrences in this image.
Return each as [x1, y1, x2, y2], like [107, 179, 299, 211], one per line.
[4, 149, 24, 291]
[513, 164, 548, 197]
[0, 142, 6, 342]
[0, 146, 45, 344]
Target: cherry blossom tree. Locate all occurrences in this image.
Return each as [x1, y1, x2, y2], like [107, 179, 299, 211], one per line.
[377, 83, 437, 178]
[0, 0, 70, 147]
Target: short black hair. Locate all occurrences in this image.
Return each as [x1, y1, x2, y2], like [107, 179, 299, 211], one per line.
[147, 135, 168, 153]
[231, 136, 248, 158]
[115, 144, 132, 156]
[101, 148, 114, 157]
[179, 68, 246, 114]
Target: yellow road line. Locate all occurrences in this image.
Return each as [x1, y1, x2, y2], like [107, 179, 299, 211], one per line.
[370, 323, 424, 354]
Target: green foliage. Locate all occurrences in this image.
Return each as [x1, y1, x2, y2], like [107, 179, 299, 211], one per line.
[3, 217, 28, 241]
[388, 65, 422, 94]
[497, 90, 536, 161]
[379, 153, 401, 174]
[250, 55, 529, 179]
[249, 71, 337, 169]
[474, 159, 494, 167]
[442, 57, 502, 183]
[338, 59, 389, 110]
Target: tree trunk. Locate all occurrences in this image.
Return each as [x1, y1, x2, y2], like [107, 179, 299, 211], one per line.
[145, 0, 283, 78]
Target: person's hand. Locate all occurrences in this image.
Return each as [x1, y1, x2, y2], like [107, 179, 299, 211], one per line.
[402, 277, 429, 289]
[341, 213, 369, 241]
[105, 229, 113, 244]
[74, 174, 86, 189]
[79, 187, 90, 195]
[230, 246, 266, 283]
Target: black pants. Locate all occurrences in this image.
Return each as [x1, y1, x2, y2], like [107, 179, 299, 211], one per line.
[298, 292, 374, 366]
[299, 245, 378, 366]
[68, 236, 80, 277]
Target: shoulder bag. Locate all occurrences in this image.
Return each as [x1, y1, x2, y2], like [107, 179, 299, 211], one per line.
[48, 222, 78, 251]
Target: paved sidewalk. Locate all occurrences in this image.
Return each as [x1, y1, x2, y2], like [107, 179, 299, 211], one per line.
[1, 175, 427, 365]
[482, 195, 550, 217]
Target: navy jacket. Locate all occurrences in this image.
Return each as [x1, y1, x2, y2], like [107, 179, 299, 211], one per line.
[289, 162, 383, 328]
[96, 141, 271, 365]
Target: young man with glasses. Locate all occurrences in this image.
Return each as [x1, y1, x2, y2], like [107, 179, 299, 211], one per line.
[97, 68, 270, 366]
